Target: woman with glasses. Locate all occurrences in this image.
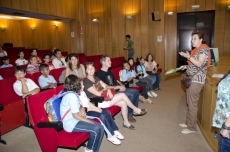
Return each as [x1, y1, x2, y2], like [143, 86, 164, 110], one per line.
[52, 49, 67, 68]
[42, 54, 55, 70]
[26, 55, 40, 74]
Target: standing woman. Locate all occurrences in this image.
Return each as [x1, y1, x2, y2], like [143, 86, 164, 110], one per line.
[178, 31, 211, 134]
[145, 53, 161, 90]
[212, 72, 230, 152]
[60, 75, 104, 152]
[65, 53, 86, 79]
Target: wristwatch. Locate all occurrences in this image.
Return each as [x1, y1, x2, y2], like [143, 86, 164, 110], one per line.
[222, 122, 230, 130]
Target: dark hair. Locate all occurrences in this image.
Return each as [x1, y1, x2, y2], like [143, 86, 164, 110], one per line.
[63, 75, 82, 92]
[125, 35, 131, 38]
[18, 50, 24, 56]
[65, 56, 69, 62]
[146, 53, 153, 62]
[135, 56, 144, 73]
[30, 48, 37, 54]
[2, 56, 9, 61]
[122, 60, 132, 71]
[39, 64, 49, 72]
[42, 54, 50, 63]
[68, 53, 80, 70]
[53, 49, 61, 56]
[14, 66, 25, 74]
[29, 55, 37, 61]
[100, 55, 109, 64]
[85, 62, 94, 75]
[192, 31, 205, 44]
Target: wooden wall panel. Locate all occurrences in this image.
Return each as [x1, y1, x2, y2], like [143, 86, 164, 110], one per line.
[28, 0, 38, 13]
[20, 0, 30, 11]
[0, 0, 12, 8]
[185, 0, 195, 12]
[177, 0, 186, 12]
[206, 0, 216, 10]
[11, 0, 21, 10]
[224, 0, 230, 54]
[50, 0, 57, 16]
[196, 0, 206, 11]
[36, 0, 44, 14]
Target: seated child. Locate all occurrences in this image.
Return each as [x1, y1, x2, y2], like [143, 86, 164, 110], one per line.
[30, 48, 42, 63]
[13, 66, 40, 98]
[15, 50, 28, 66]
[0, 75, 3, 80]
[26, 55, 40, 74]
[42, 54, 55, 70]
[1, 56, 13, 68]
[38, 64, 57, 89]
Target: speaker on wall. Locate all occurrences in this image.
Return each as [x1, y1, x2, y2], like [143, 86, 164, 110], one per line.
[152, 11, 161, 21]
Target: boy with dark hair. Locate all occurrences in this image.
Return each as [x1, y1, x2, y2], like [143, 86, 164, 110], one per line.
[1, 56, 13, 68]
[13, 66, 40, 98]
[38, 64, 57, 89]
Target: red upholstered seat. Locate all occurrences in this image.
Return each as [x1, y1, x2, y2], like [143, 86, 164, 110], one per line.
[111, 58, 119, 68]
[79, 56, 87, 65]
[62, 51, 68, 57]
[86, 56, 94, 62]
[33, 72, 42, 86]
[76, 53, 85, 57]
[106, 106, 121, 116]
[55, 85, 64, 94]
[51, 68, 65, 83]
[94, 60, 101, 72]
[27, 89, 89, 152]
[0, 66, 15, 79]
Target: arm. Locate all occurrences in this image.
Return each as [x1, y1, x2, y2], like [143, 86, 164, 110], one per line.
[80, 64, 86, 78]
[72, 112, 93, 124]
[220, 116, 230, 139]
[65, 67, 70, 78]
[87, 86, 104, 97]
[179, 51, 207, 67]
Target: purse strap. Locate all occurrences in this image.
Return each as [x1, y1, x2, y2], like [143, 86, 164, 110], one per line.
[191, 61, 206, 77]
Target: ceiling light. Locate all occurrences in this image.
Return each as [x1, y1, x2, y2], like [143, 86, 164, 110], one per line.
[168, 12, 173, 15]
[127, 16, 133, 19]
[0, 14, 30, 20]
[92, 19, 98, 22]
[1, 27, 6, 31]
[53, 24, 58, 27]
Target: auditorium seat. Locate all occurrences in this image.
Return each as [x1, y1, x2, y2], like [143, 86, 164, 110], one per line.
[33, 72, 42, 86]
[94, 60, 101, 72]
[76, 53, 85, 57]
[86, 56, 94, 62]
[79, 56, 87, 65]
[51, 68, 65, 83]
[0, 66, 15, 79]
[111, 58, 118, 68]
[55, 85, 64, 94]
[62, 51, 68, 57]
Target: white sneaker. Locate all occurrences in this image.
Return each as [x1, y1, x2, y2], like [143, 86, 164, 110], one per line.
[84, 147, 93, 152]
[147, 91, 153, 97]
[179, 123, 188, 128]
[181, 128, 195, 134]
[107, 135, 121, 145]
[150, 91, 158, 97]
[114, 130, 124, 140]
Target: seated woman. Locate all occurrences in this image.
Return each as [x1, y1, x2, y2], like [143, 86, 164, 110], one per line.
[78, 79, 124, 145]
[26, 56, 40, 74]
[30, 48, 42, 63]
[60, 75, 104, 152]
[83, 62, 147, 130]
[121, 61, 153, 104]
[145, 53, 161, 90]
[15, 50, 28, 66]
[52, 49, 67, 68]
[136, 56, 158, 98]
[65, 53, 86, 79]
[42, 54, 55, 71]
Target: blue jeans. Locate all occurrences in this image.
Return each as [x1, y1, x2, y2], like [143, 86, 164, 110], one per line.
[219, 130, 230, 152]
[119, 88, 139, 116]
[128, 51, 134, 59]
[86, 109, 119, 138]
[72, 121, 104, 152]
[151, 73, 161, 89]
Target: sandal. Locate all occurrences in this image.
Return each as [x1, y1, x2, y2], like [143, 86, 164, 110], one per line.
[123, 124, 135, 130]
[133, 109, 147, 116]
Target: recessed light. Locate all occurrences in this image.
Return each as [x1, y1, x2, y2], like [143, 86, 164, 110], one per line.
[168, 12, 173, 15]
[127, 16, 133, 19]
[92, 19, 98, 22]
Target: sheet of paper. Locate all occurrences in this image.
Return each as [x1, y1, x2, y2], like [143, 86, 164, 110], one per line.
[212, 74, 224, 78]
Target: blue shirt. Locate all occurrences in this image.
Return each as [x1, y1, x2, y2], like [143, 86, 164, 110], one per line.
[38, 75, 57, 89]
[121, 69, 135, 81]
[136, 65, 148, 77]
[212, 74, 230, 129]
[1, 64, 13, 68]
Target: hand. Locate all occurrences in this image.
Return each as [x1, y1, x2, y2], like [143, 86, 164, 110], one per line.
[123, 47, 127, 50]
[22, 93, 28, 98]
[19, 77, 26, 82]
[127, 78, 133, 82]
[119, 85, 126, 91]
[220, 129, 230, 139]
[178, 66, 186, 70]
[179, 51, 190, 59]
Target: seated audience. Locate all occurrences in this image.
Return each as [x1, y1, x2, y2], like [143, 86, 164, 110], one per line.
[0, 75, 3, 80]
[0, 45, 7, 57]
[60, 75, 104, 152]
[42, 54, 55, 70]
[38, 64, 57, 89]
[78, 77, 123, 145]
[84, 62, 147, 130]
[13, 66, 40, 98]
[30, 49, 42, 63]
[128, 58, 135, 69]
[15, 50, 28, 66]
[121, 61, 153, 104]
[65, 53, 86, 79]
[52, 49, 67, 68]
[1, 56, 13, 68]
[136, 56, 158, 97]
[145, 53, 161, 90]
[96, 55, 144, 123]
[50, 46, 56, 61]
[26, 55, 40, 74]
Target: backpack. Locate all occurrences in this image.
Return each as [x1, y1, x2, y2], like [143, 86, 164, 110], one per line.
[44, 91, 77, 122]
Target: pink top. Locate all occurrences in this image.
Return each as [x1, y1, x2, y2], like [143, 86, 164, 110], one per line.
[26, 64, 40, 73]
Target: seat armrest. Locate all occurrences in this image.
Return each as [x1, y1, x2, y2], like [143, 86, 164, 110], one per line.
[0, 104, 3, 111]
[37, 121, 63, 131]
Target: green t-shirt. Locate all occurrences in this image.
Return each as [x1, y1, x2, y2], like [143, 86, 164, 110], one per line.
[127, 40, 134, 53]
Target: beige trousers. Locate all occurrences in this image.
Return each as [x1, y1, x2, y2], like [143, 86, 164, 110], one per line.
[185, 82, 204, 131]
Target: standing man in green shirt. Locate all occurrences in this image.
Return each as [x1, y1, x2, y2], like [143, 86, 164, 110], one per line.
[124, 35, 134, 59]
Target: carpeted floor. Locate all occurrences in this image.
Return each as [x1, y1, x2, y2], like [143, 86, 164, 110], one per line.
[0, 73, 213, 152]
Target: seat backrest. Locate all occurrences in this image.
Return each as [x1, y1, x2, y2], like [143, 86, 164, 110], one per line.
[110, 67, 122, 80]
[51, 68, 65, 83]
[86, 56, 94, 62]
[119, 56, 126, 63]
[76, 53, 85, 57]
[79, 56, 87, 65]
[0, 66, 15, 79]
[33, 72, 42, 86]
[0, 79, 21, 105]
[94, 60, 101, 72]
[55, 85, 64, 94]
[25, 73, 35, 82]
[27, 89, 56, 126]
[111, 58, 118, 69]
[62, 51, 68, 57]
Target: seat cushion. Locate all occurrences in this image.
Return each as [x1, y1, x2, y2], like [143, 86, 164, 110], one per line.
[106, 106, 121, 117]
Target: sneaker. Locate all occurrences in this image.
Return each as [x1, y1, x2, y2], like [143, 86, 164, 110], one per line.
[147, 91, 153, 97]
[181, 128, 195, 134]
[144, 98, 153, 104]
[150, 91, 158, 97]
[84, 147, 93, 152]
[179, 123, 187, 128]
[139, 95, 146, 103]
[114, 130, 124, 140]
[107, 135, 121, 145]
